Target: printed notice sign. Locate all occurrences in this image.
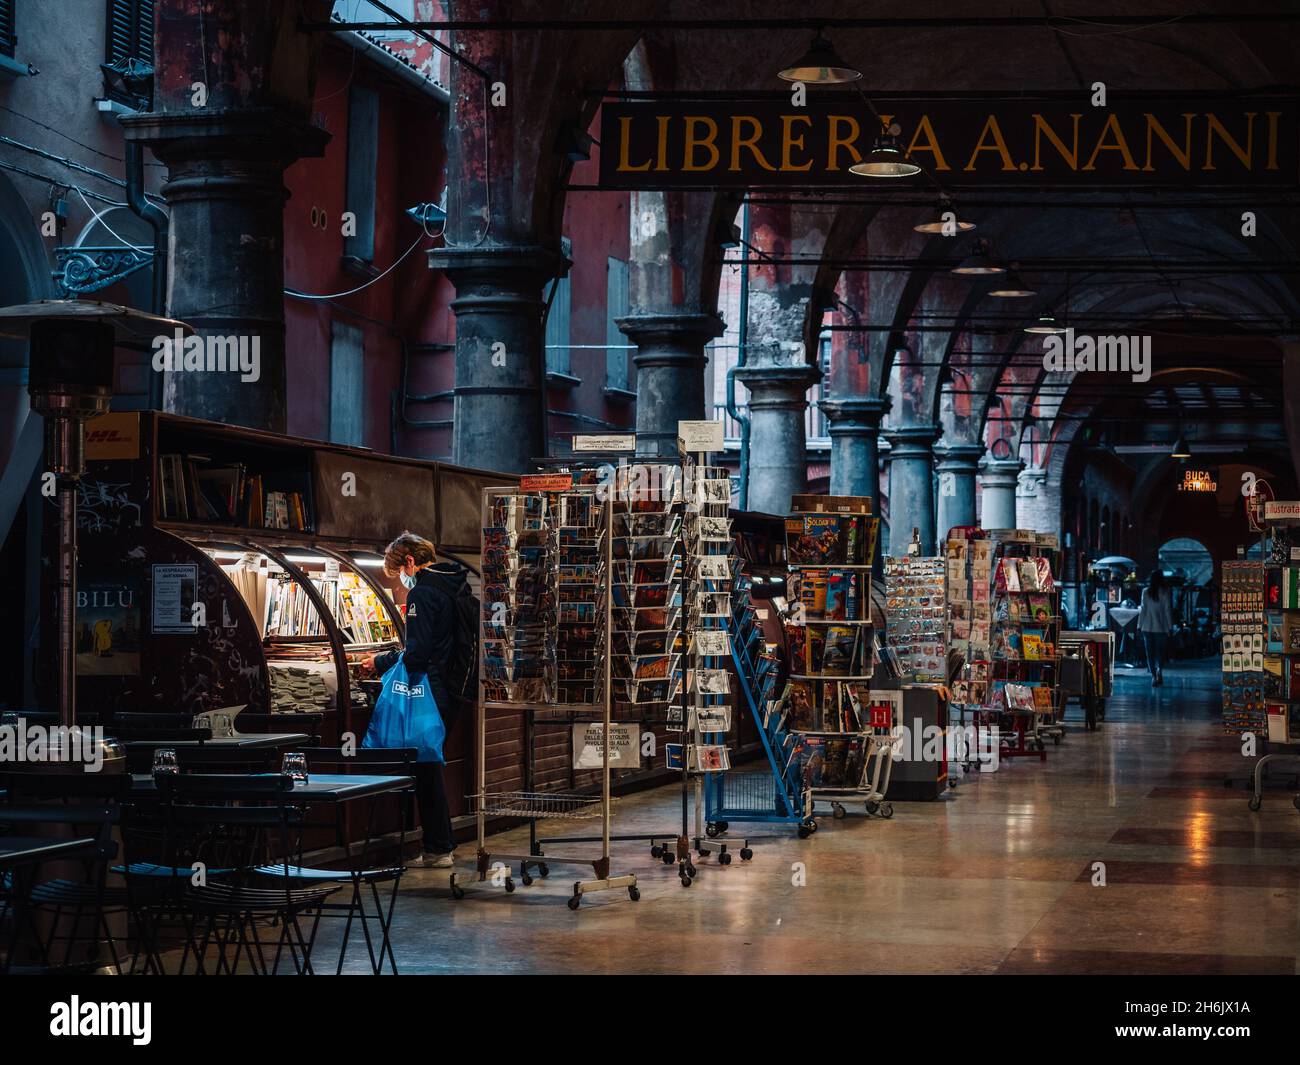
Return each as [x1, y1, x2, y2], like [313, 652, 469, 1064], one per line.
[677, 420, 725, 455]
[572, 722, 642, 770]
[151, 564, 198, 634]
[573, 434, 636, 452]
[520, 473, 575, 492]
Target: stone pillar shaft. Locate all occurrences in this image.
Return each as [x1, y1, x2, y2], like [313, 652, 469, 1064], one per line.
[428, 245, 565, 474]
[980, 457, 1024, 530]
[884, 424, 939, 556]
[935, 442, 984, 539]
[734, 363, 820, 515]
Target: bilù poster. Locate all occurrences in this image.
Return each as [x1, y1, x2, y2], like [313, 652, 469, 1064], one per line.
[75, 577, 142, 676]
[572, 722, 642, 770]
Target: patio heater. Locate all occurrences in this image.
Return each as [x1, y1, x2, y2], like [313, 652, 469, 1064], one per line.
[0, 301, 190, 740]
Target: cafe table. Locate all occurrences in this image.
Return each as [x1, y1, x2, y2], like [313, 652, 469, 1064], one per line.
[0, 835, 100, 974]
[129, 772, 415, 974]
[119, 732, 310, 750]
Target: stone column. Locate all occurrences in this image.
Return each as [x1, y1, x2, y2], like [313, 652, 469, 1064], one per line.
[884, 424, 939, 555]
[733, 363, 820, 515]
[428, 245, 565, 474]
[121, 111, 328, 432]
[934, 441, 984, 539]
[980, 456, 1024, 530]
[820, 397, 890, 502]
[616, 312, 724, 458]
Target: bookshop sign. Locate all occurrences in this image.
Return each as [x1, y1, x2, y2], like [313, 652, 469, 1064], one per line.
[598, 96, 1298, 189]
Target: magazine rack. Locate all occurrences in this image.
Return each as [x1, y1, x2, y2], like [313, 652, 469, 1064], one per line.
[474, 483, 638, 908]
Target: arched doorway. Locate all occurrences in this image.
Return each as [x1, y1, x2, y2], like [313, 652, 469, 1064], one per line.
[1157, 536, 1216, 659]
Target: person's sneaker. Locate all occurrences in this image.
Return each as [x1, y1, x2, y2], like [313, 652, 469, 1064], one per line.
[419, 852, 455, 869]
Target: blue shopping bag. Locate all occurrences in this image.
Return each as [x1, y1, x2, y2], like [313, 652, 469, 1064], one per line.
[362, 660, 446, 764]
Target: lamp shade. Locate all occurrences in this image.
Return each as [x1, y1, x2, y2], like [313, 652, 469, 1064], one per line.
[777, 33, 862, 83]
[989, 271, 1036, 297]
[951, 239, 1006, 275]
[1170, 433, 1192, 459]
[1024, 315, 1068, 335]
[913, 198, 975, 234]
[849, 131, 921, 178]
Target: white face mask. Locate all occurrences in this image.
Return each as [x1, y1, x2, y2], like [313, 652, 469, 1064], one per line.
[400, 570, 418, 590]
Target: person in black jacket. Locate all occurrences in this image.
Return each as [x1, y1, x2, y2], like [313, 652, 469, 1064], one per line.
[363, 532, 461, 867]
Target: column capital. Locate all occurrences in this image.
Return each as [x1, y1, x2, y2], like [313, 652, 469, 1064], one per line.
[979, 456, 1025, 489]
[428, 243, 568, 283]
[819, 396, 891, 437]
[934, 440, 985, 473]
[616, 312, 724, 370]
[733, 363, 821, 411]
[121, 108, 330, 164]
[882, 423, 940, 459]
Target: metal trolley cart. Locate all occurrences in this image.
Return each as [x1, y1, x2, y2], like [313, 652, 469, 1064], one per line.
[800, 688, 901, 831]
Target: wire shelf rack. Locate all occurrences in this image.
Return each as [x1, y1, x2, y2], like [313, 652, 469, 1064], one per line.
[474, 791, 612, 820]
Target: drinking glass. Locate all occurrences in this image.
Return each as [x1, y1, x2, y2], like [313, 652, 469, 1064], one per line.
[152, 747, 179, 777]
[282, 751, 308, 784]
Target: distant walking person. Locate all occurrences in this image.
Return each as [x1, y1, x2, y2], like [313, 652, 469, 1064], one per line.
[1138, 569, 1173, 686]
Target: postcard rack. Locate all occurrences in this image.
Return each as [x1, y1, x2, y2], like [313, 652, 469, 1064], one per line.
[773, 496, 888, 827]
[475, 482, 639, 908]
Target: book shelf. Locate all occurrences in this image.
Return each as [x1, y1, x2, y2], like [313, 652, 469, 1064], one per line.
[1248, 504, 1300, 810]
[768, 496, 898, 825]
[985, 531, 1065, 761]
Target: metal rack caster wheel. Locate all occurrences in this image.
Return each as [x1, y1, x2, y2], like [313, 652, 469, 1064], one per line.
[628, 885, 640, 901]
[1293, 796, 1300, 811]
[679, 874, 692, 888]
[662, 851, 675, 865]
[865, 801, 879, 816]
[880, 803, 894, 819]
[567, 895, 581, 910]
[1249, 795, 1262, 811]
[538, 863, 549, 878]
[740, 847, 753, 861]
[717, 821, 729, 832]
[705, 822, 721, 838]
[719, 851, 732, 866]
[1053, 735, 1061, 746]
[520, 870, 533, 887]
[797, 825, 812, 839]
[832, 802, 846, 820]
[650, 845, 663, 858]
[685, 863, 697, 878]
[504, 878, 515, 893]
[948, 778, 958, 790]
[451, 883, 466, 900]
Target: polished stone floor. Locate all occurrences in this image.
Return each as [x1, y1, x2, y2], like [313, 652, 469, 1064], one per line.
[327, 660, 1300, 975]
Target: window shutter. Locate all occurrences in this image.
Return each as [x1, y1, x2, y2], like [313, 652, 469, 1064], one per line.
[106, 0, 154, 62]
[0, 0, 16, 58]
[605, 257, 630, 391]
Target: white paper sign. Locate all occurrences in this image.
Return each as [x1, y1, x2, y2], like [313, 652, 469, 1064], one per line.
[573, 434, 636, 452]
[151, 564, 198, 634]
[572, 722, 642, 770]
[677, 420, 725, 455]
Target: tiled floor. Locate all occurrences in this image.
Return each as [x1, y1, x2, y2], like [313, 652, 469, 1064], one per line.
[326, 660, 1300, 975]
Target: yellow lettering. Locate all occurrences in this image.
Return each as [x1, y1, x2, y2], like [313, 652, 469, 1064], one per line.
[1204, 112, 1256, 170]
[1266, 111, 1279, 170]
[654, 115, 670, 171]
[1031, 113, 1081, 171]
[905, 115, 949, 171]
[963, 115, 1017, 172]
[1082, 113, 1139, 171]
[729, 115, 776, 171]
[826, 114, 862, 170]
[780, 115, 814, 171]
[682, 115, 720, 172]
[617, 115, 652, 172]
[1142, 113, 1195, 171]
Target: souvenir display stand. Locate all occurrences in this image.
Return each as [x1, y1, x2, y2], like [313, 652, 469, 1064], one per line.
[943, 528, 992, 772]
[984, 531, 1065, 761]
[771, 496, 893, 827]
[1246, 502, 1300, 811]
[475, 481, 639, 907]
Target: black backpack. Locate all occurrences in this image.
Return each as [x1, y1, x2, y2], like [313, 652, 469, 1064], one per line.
[432, 566, 479, 701]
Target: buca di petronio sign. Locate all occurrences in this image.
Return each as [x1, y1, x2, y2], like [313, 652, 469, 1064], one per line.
[597, 96, 1298, 189]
